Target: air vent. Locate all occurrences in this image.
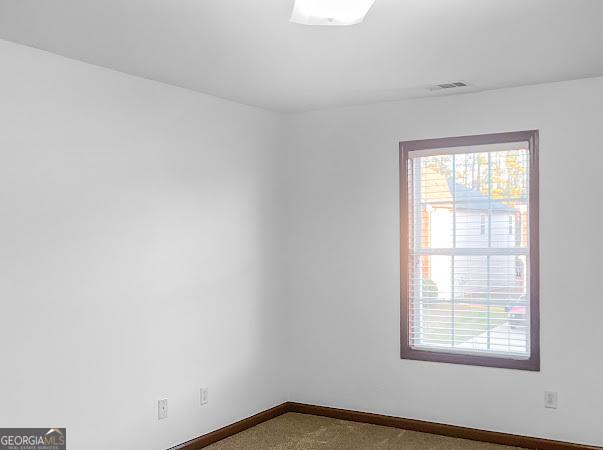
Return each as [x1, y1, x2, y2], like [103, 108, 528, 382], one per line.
[429, 81, 469, 91]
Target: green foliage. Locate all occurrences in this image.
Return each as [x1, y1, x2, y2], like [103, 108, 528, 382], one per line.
[422, 279, 439, 298]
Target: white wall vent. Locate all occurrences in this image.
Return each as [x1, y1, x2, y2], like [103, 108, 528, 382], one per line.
[429, 81, 469, 91]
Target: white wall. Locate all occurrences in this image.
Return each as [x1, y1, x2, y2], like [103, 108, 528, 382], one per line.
[281, 77, 603, 446]
[0, 40, 286, 450]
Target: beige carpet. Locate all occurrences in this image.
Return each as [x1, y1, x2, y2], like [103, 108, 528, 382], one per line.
[206, 413, 523, 450]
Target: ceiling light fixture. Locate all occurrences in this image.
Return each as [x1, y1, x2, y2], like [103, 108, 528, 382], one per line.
[290, 0, 376, 26]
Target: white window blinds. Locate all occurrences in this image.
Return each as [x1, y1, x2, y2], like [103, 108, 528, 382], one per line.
[406, 142, 531, 359]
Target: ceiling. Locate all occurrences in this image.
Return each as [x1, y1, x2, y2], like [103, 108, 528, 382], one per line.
[1, 0, 602, 112]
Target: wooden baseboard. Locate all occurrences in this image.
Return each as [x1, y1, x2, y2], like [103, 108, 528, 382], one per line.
[169, 403, 288, 450]
[170, 401, 600, 450]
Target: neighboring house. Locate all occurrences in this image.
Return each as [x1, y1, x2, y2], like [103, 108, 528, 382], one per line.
[419, 167, 526, 302]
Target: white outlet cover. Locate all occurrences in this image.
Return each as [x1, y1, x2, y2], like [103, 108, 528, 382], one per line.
[158, 399, 168, 419]
[200, 387, 208, 405]
[544, 391, 558, 409]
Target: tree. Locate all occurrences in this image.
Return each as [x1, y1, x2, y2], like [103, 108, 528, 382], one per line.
[423, 150, 527, 200]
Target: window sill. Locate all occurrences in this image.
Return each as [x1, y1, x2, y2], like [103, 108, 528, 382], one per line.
[401, 345, 540, 371]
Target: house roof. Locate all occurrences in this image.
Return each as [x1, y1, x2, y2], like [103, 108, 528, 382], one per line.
[448, 179, 514, 212]
[420, 167, 513, 212]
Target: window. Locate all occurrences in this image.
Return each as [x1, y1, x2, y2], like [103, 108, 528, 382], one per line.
[399, 131, 539, 371]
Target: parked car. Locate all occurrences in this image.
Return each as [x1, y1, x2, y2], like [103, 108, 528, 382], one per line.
[505, 295, 527, 331]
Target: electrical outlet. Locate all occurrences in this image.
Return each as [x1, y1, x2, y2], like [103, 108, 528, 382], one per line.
[158, 399, 168, 419]
[544, 391, 558, 409]
[200, 387, 208, 406]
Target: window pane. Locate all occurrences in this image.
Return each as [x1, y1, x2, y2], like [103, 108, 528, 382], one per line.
[454, 255, 529, 355]
[454, 152, 490, 199]
[413, 156, 455, 249]
[419, 154, 453, 204]
[409, 255, 452, 348]
[490, 149, 529, 201]
[455, 208, 490, 248]
[491, 200, 528, 249]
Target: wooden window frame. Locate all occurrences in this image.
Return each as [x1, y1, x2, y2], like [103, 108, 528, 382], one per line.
[399, 130, 540, 371]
